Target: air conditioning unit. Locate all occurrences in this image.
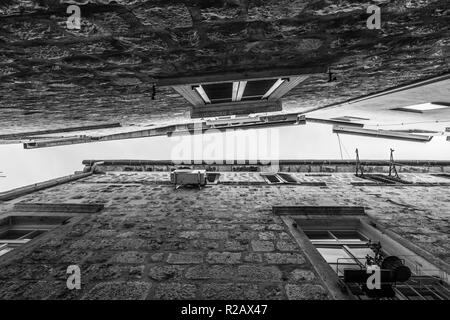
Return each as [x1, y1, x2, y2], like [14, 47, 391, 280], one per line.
[170, 169, 207, 188]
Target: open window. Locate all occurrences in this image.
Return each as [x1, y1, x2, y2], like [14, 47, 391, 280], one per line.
[159, 69, 321, 119]
[303, 226, 450, 300]
[193, 78, 287, 105]
[275, 206, 450, 300]
[0, 229, 46, 257]
[0, 215, 73, 258]
[261, 173, 299, 185]
[304, 230, 372, 277]
[261, 173, 326, 186]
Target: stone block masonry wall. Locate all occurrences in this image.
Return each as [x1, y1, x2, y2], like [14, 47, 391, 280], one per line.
[0, 172, 449, 299]
[0, 1, 448, 134]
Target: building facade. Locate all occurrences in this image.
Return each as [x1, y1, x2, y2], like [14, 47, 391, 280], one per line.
[0, 161, 449, 300]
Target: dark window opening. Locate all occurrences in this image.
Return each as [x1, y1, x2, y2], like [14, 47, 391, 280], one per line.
[202, 83, 233, 104]
[262, 173, 327, 186]
[242, 79, 278, 100]
[304, 230, 333, 240]
[277, 173, 298, 184]
[0, 229, 44, 240]
[197, 79, 282, 105]
[357, 174, 411, 185]
[261, 174, 283, 184]
[0, 215, 74, 258]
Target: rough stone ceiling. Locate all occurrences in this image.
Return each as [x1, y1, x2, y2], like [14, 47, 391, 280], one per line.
[0, 0, 449, 133]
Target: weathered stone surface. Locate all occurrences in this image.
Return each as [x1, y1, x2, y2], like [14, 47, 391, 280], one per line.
[179, 231, 201, 239]
[154, 283, 197, 300]
[191, 239, 220, 250]
[83, 264, 126, 282]
[224, 240, 248, 251]
[260, 284, 284, 300]
[203, 231, 229, 240]
[185, 265, 236, 280]
[237, 265, 282, 281]
[276, 240, 298, 251]
[201, 283, 260, 300]
[285, 284, 328, 300]
[0, 1, 448, 133]
[243, 253, 263, 263]
[148, 265, 185, 282]
[20, 280, 64, 300]
[290, 269, 316, 282]
[259, 232, 277, 240]
[167, 252, 204, 264]
[129, 266, 145, 279]
[111, 251, 146, 264]
[0, 171, 449, 300]
[265, 253, 305, 265]
[206, 252, 241, 264]
[251, 240, 275, 252]
[83, 281, 151, 300]
[150, 253, 165, 262]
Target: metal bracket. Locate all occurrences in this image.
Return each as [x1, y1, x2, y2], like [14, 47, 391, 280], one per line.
[355, 148, 364, 177]
[388, 148, 400, 179]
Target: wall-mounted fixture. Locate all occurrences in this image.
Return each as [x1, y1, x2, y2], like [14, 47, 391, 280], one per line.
[170, 169, 207, 189]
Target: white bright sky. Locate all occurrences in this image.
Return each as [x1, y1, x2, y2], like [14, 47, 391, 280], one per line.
[1, 123, 449, 192]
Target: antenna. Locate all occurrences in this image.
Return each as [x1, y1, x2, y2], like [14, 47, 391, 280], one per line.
[388, 148, 399, 179]
[355, 148, 364, 177]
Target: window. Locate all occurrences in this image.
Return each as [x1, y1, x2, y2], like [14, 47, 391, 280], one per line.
[200, 83, 233, 104]
[304, 230, 372, 276]
[276, 173, 298, 184]
[276, 206, 450, 300]
[302, 225, 450, 300]
[242, 79, 282, 101]
[0, 215, 72, 258]
[356, 174, 411, 185]
[393, 277, 450, 300]
[0, 229, 46, 257]
[166, 71, 317, 118]
[261, 173, 298, 184]
[261, 173, 284, 184]
[194, 78, 285, 105]
[261, 173, 327, 186]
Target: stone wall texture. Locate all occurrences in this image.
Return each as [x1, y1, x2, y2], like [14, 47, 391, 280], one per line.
[0, 0, 449, 133]
[0, 171, 449, 299]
